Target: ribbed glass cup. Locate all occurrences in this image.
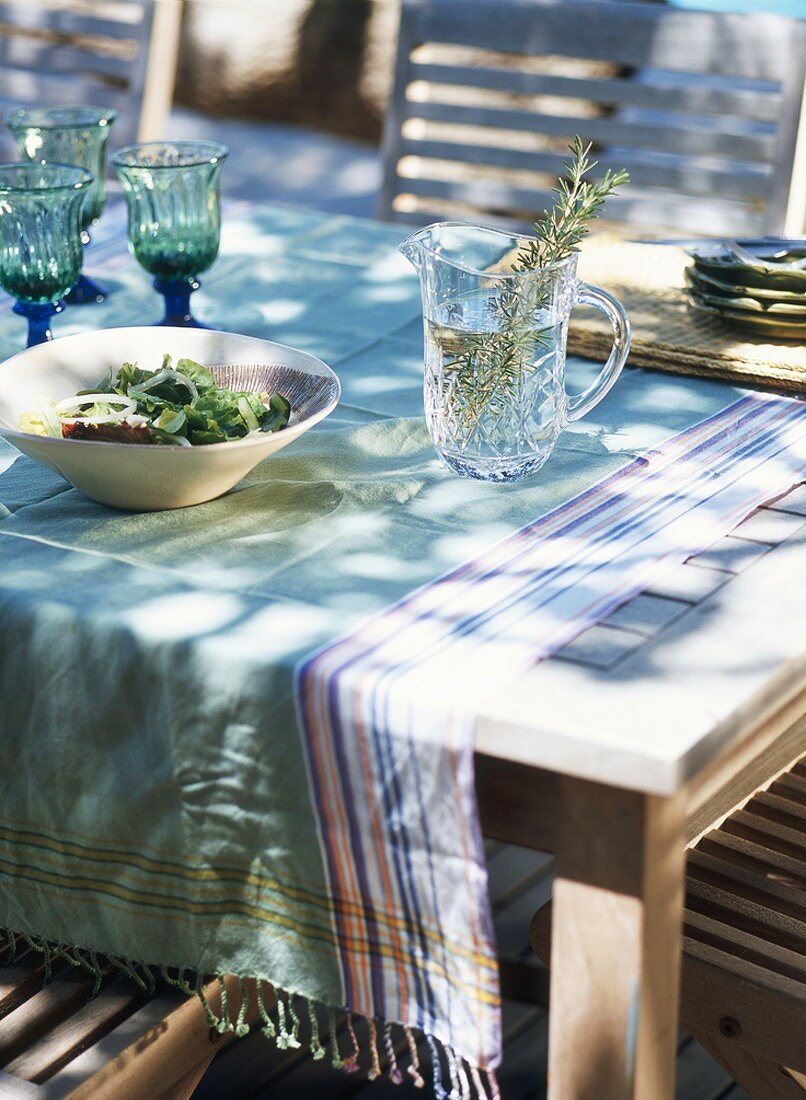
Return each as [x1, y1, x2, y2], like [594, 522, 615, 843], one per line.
[0, 163, 92, 346]
[6, 105, 116, 305]
[111, 140, 228, 327]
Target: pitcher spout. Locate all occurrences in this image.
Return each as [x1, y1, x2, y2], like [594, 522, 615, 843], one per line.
[398, 220, 531, 278]
[398, 226, 430, 270]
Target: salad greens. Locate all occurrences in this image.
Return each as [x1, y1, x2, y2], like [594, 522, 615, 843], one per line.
[19, 354, 291, 446]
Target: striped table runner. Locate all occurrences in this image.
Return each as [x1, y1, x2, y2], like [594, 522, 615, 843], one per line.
[296, 391, 806, 1095]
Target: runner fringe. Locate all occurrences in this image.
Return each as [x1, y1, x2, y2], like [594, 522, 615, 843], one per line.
[0, 924, 499, 1097]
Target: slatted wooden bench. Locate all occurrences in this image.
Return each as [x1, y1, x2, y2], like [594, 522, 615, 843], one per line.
[0, 953, 256, 1100]
[530, 754, 806, 1098]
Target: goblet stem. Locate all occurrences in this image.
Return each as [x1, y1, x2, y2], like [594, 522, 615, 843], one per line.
[13, 300, 62, 347]
[153, 276, 212, 328]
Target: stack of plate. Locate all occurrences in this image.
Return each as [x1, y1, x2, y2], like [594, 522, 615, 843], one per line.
[685, 238, 806, 340]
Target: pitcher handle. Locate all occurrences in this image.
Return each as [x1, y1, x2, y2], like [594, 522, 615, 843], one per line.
[565, 283, 631, 422]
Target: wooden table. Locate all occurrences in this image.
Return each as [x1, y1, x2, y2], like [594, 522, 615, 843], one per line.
[0, 202, 802, 1099]
[475, 483, 806, 1099]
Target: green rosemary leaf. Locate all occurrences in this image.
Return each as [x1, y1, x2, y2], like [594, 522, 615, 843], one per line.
[443, 136, 628, 451]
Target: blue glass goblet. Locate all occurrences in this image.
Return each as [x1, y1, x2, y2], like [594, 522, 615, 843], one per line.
[111, 140, 228, 328]
[0, 163, 92, 346]
[6, 105, 117, 305]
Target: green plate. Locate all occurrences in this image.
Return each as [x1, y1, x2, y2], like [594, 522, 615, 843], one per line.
[687, 290, 806, 340]
[685, 271, 806, 316]
[688, 238, 806, 293]
[687, 264, 806, 305]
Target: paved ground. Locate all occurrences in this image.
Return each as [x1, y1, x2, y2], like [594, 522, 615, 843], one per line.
[170, 108, 381, 218]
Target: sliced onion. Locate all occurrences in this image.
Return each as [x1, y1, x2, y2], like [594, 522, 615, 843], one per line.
[40, 401, 61, 438]
[55, 393, 134, 414]
[238, 396, 260, 432]
[129, 368, 199, 405]
[55, 393, 136, 425]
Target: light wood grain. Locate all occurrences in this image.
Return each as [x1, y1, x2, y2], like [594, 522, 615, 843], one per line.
[685, 706, 806, 845]
[689, 1030, 805, 1100]
[682, 942, 806, 1076]
[40, 977, 268, 1100]
[136, 0, 182, 141]
[4, 980, 139, 1084]
[547, 779, 685, 1099]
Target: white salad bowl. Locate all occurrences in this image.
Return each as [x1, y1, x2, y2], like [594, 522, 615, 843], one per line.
[0, 326, 341, 510]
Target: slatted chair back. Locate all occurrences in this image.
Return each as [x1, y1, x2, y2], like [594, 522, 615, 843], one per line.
[0, 0, 182, 151]
[379, 0, 806, 236]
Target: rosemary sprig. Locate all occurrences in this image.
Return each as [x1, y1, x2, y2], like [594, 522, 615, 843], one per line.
[516, 136, 630, 271]
[439, 137, 628, 449]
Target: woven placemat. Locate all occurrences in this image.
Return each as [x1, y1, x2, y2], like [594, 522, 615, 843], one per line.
[571, 234, 806, 393]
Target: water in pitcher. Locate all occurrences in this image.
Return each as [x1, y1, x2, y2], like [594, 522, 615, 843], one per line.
[400, 221, 630, 482]
[422, 305, 564, 482]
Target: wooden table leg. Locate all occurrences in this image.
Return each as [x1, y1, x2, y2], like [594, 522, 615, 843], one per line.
[547, 777, 685, 1100]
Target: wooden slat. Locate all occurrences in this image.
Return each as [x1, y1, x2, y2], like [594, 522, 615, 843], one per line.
[0, 955, 58, 1021]
[399, 137, 771, 202]
[41, 992, 185, 1099]
[406, 0, 795, 80]
[405, 98, 776, 163]
[399, 172, 761, 236]
[698, 831, 806, 890]
[0, 72, 129, 109]
[391, 199, 531, 231]
[724, 808, 806, 864]
[682, 907, 806, 987]
[410, 62, 783, 122]
[43, 978, 259, 1100]
[0, 41, 134, 81]
[746, 790, 806, 829]
[771, 771, 806, 806]
[684, 876, 806, 958]
[0, 970, 98, 1068]
[687, 847, 806, 915]
[0, 1, 145, 41]
[685, 709, 806, 848]
[3, 979, 141, 1084]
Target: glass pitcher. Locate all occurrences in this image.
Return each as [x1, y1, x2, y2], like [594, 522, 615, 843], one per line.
[400, 222, 631, 481]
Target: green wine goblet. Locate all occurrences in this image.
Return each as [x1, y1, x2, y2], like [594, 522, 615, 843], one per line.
[0, 163, 92, 347]
[6, 105, 117, 305]
[111, 140, 228, 328]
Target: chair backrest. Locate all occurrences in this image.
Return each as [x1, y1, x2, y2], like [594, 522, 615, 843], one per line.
[0, 0, 183, 150]
[379, 0, 806, 236]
